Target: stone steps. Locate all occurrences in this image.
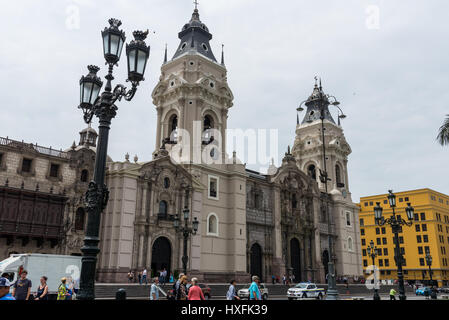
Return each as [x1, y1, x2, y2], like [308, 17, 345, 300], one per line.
[94, 283, 414, 299]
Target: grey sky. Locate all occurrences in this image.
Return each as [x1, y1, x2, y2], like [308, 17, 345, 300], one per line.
[1, 0, 448, 202]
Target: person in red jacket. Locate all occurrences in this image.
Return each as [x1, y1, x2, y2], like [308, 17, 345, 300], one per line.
[187, 278, 205, 300]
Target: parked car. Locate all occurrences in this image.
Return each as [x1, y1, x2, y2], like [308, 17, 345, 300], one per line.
[416, 287, 432, 296]
[287, 283, 325, 300]
[166, 283, 211, 300]
[437, 287, 449, 294]
[237, 283, 269, 300]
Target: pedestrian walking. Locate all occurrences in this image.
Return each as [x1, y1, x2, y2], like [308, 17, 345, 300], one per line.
[0, 277, 15, 300]
[271, 275, 275, 284]
[142, 268, 148, 285]
[161, 269, 167, 285]
[188, 278, 205, 300]
[249, 276, 261, 300]
[66, 277, 74, 300]
[150, 277, 160, 300]
[12, 270, 32, 300]
[389, 288, 397, 300]
[226, 280, 240, 300]
[57, 278, 69, 300]
[173, 273, 185, 299]
[282, 275, 286, 285]
[176, 275, 188, 300]
[34, 276, 48, 301]
[424, 288, 430, 300]
[127, 271, 134, 283]
[138, 271, 142, 285]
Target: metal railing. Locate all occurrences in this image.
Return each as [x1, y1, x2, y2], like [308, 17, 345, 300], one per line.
[0, 136, 69, 159]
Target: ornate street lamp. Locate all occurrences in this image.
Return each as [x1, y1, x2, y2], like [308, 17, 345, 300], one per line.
[77, 18, 150, 301]
[297, 78, 345, 300]
[425, 251, 438, 299]
[367, 240, 381, 300]
[174, 189, 199, 275]
[374, 190, 415, 300]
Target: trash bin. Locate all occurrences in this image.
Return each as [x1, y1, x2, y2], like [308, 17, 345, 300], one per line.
[116, 288, 127, 300]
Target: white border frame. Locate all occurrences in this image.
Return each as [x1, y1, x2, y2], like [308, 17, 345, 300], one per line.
[208, 175, 219, 200]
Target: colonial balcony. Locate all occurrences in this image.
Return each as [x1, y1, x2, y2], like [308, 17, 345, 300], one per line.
[0, 186, 68, 245]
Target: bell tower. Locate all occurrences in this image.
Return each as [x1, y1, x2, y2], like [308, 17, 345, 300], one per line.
[292, 79, 363, 280]
[151, 8, 234, 163]
[292, 80, 353, 200]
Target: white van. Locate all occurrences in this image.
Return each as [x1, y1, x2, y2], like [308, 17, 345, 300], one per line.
[0, 254, 82, 299]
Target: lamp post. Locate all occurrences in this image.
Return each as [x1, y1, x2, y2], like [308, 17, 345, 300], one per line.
[373, 190, 415, 300]
[425, 252, 438, 299]
[297, 79, 346, 300]
[367, 240, 381, 300]
[173, 189, 199, 275]
[76, 18, 150, 300]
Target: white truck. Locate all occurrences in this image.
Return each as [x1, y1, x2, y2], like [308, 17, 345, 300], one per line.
[0, 254, 82, 299]
[287, 282, 325, 300]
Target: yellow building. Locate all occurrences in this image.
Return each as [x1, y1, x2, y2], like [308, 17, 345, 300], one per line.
[358, 189, 449, 287]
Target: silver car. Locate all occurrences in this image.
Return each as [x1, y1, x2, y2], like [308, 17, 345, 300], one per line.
[237, 283, 269, 300]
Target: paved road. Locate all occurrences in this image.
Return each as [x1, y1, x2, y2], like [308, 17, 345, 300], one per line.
[97, 294, 446, 301]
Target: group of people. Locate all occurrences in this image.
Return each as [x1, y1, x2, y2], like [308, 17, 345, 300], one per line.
[149, 273, 205, 300]
[128, 268, 172, 285]
[0, 270, 79, 301]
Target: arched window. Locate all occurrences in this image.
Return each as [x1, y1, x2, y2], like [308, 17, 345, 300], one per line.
[307, 165, 317, 180]
[75, 208, 85, 231]
[202, 115, 215, 144]
[336, 165, 343, 186]
[203, 115, 214, 130]
[169, 115, 178, 142]
[80, 170, 89, 183]
[347, 237, 354, 252]
[159, 201, 168, 216]
[207, 213, 219, 236]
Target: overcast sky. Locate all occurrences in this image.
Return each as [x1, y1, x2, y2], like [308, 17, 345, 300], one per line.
[1, 0, 448, 202]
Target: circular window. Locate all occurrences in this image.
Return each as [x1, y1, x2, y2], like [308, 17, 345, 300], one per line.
[202, 43, 208, 51]
[209, 82, 215, 88]
[189, 61, 194, 66]
[310, 111, 315, 116]
[181, 42, 187, 50]
[170, 81, 175, 87]
[164, 177, 170, 189]
[189, 101, 193, 105]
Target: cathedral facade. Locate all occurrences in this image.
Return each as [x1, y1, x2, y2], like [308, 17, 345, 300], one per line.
[96, 8, 363, 283]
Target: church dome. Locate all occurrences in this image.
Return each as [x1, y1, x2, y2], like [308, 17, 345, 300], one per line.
[172, 8, 217, 62]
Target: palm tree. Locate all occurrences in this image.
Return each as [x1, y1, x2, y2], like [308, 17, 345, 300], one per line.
[437, 115, 449, 146]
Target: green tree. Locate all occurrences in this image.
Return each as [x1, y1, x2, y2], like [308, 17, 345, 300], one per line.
[437, 115, 449, 146]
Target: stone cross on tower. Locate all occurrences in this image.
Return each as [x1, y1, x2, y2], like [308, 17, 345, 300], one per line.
[194, 0, 199, 10]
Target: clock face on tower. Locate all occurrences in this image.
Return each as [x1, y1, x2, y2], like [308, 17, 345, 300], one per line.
[342, 190, 347, 199]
